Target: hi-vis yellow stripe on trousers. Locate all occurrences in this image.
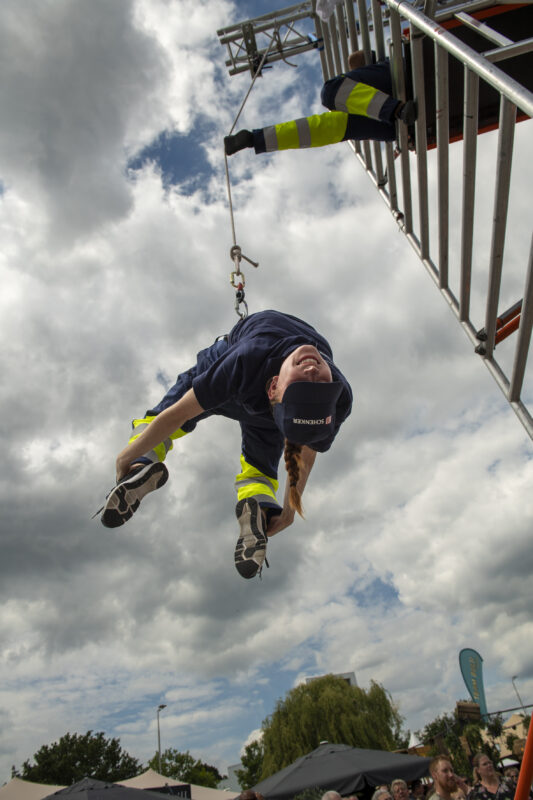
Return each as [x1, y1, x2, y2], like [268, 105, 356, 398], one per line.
[235, 455, 279, 505]
[129, 416, 188, 463]
[263, 112, 349, 151]
[333, 77, 390, 120]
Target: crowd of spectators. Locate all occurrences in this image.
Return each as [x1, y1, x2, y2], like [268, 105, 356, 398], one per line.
[301, 753, 528, 800]
[235, 753, 529, 800]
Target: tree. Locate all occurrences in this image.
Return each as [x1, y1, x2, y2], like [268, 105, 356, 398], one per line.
[20, 731, 141, 784]
[260, 676, 410, 778]
[485, 715, 504, 741]
[147, 748, 224, 789]
[235, 740, 264, 789]
[416, 710, 500, 779]
[293, 789, 324, 800]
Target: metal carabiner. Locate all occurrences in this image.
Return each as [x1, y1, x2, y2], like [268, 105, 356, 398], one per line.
[230, 270, 246, 289]
[235, 289, 248, 319]
[229, 244, 255, 318]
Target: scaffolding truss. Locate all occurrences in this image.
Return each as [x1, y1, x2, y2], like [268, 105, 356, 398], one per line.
[217, 2, 319, 76]
[219, 1, 533, 441]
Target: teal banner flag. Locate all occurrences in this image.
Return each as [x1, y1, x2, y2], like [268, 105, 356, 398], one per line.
[459, 648, 488, 719]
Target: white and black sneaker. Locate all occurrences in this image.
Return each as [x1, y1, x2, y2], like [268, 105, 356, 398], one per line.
[234, 498, 269, 579]
[100, 462, 169, 528]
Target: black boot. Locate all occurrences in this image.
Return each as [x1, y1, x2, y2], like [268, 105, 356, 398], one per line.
[396, 100, 417, 126]
[224, 130, 254, 156]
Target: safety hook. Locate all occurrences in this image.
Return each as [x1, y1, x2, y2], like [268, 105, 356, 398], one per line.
[234, 285, 248, 319]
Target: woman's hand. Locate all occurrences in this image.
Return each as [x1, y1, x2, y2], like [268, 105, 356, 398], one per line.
[113, 388, 204, 482]
[116, 449, 136, 482]
[266, 508, 295, 537]
[454, 777, 469, 795]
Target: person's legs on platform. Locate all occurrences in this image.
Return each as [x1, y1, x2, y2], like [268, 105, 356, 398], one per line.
[321, 61, 416, 126]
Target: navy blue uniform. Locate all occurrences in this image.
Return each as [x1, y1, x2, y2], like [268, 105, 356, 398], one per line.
[132, 311, 352, 513]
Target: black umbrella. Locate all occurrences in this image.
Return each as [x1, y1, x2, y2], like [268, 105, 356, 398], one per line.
[42, 778, 184, 800]
[253, 743, 431, 800]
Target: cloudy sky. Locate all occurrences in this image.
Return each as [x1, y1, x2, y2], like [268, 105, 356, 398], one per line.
[1, 0, 533, 786]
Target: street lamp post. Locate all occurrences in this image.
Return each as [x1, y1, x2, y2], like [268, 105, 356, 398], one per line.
[157, 704, 167, 774]
[512, 676, 527, 715]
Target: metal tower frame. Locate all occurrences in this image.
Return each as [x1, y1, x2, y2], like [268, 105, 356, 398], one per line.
[218, 1, 533, 441]
[217, 2, 318, 76]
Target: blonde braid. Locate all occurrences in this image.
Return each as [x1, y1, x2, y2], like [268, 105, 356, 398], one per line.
[284, 440, 304, 517]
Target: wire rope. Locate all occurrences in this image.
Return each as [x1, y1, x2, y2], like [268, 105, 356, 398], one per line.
[223, 29, 280, 317]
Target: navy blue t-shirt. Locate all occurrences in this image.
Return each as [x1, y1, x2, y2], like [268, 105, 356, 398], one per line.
[191, 311, 352, 478]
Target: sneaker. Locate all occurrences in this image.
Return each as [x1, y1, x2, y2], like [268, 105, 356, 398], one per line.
[100, 462, 169, 528]
[234, 498, 268, 579]
[224, 130, 254, 156]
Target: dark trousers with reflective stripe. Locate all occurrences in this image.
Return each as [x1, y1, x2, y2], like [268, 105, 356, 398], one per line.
[253, 60, 398, 153]
[128, 339, 282, 514]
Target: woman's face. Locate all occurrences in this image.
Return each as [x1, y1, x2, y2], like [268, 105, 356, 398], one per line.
[478, 757, 495, 778]
[269, 345, 332, 401]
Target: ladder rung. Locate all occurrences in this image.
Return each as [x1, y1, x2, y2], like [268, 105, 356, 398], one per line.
[495, 315, 520, 345]
[484, 37, 533, 63]
[454, 11, 514, 47]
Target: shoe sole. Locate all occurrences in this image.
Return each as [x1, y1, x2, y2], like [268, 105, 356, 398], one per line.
[101, 462, 168, 528]
[234, 498, 267, 579]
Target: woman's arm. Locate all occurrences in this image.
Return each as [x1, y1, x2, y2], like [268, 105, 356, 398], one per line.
[266, 445, 317, 536]
[116, 388, 204, 480]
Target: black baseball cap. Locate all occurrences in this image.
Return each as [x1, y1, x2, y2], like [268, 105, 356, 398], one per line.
[272, 381, 343, 445]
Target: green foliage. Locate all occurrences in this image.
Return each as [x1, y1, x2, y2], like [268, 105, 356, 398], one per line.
[147, 748, 223, 788]
[235, 740, 264, 789]
[260, 676, 410, 779]
[416, 711, 500, 779]
[20, 731, 141, 784]
[486, 715, 504, 740]
[292, 787, 325, 800]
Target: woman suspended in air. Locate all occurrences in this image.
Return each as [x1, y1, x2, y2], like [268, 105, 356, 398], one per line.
[99, 310, 352, 580]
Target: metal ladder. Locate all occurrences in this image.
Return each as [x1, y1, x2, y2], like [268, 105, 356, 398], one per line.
[217, 1, 533, 441]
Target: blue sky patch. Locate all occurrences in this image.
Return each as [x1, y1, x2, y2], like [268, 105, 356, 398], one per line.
[351, 576, 400, 609]
[128, 125, 215, 192]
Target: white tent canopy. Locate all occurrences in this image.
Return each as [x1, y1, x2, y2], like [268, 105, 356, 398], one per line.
[0, 774, 233, 800]
[118, 769, 234, 800]
[0, 778, 66, 800]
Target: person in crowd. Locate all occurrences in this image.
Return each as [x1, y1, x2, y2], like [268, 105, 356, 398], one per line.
[321, 792, 343, 800]
[372, 789, 393, 800]
[224, 50, 416, 157]
[430, 756, 469, 800]
[410, 780, 426, 800]
[503, 766, 519, 788]
[467, 753, 514, 800]
[392, 780, 411, 800]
